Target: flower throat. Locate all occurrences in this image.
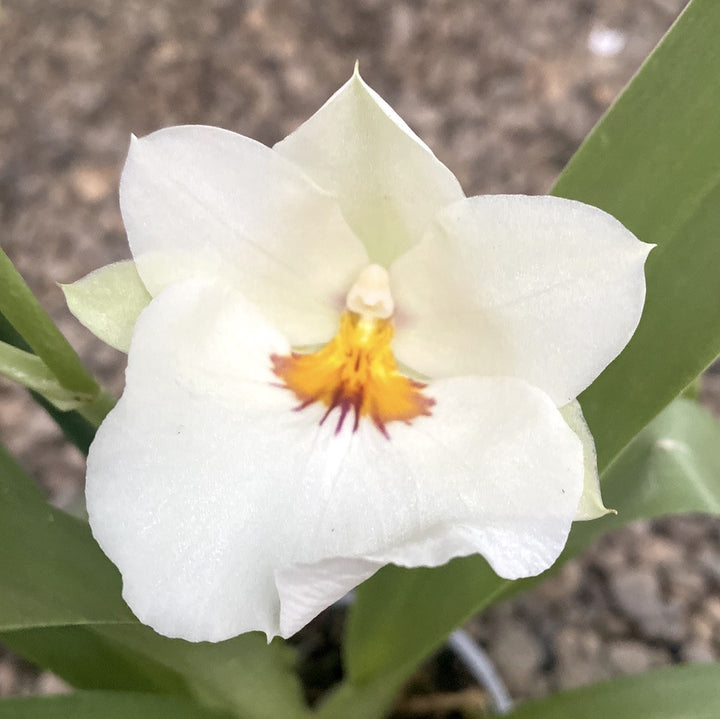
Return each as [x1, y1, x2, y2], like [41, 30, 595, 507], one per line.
[271, 265, 434, 437]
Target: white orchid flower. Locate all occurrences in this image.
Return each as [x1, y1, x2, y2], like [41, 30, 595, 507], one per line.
[65, 69, 653, 642]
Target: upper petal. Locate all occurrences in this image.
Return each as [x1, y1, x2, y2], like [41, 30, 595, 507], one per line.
[390, 195, 654, 406]
[120, 125, 369, 346]
[274, 69, 465, 266]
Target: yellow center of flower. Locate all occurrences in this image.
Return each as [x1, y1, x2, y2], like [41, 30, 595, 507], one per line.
[271, 265, 434, 437]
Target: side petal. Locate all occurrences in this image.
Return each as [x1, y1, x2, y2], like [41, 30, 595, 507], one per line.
[390, 195, 654, 406]
[274, 68, 465, 266]
[61, 260, 151, 352]
[561, 400, 614, 520]
[86, 278, 301, 641]
[120, 125, 369, 345]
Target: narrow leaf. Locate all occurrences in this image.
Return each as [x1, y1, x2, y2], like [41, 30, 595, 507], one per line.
[1, 625, 189, 697]
[0, 312, 99, 452]
[505, 663, 720, 719]
[0, 691, 227, 719]
[2, 626, 310, 719]
[557, 0, 720, 471]
[0, 246, 98, 395]
[0, 340, 94, 410]
[0, 441, 134, 629]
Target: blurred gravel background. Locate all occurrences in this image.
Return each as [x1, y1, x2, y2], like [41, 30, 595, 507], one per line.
[2, 0, 718, 713]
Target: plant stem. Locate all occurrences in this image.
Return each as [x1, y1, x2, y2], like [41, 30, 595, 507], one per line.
[0, 246, 99, 395]
[77, 389, 116, 428]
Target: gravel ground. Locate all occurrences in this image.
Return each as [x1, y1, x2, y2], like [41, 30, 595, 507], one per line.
[2, 0, 717, 712]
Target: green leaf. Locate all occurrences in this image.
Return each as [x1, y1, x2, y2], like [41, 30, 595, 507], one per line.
[2, 626, 310, 719]
[98, 627, 310, 719]
[1, 625, 188, 696]
[0, 246, 98, 396]
[0, 691, 227, 719]
[61, 260, 151, 353]
[0, 441, 133, 629]
[339, 0, 720, 709]
[314, 672, 406, 719]
[505, 663, 720, 719]
[566, 398, 720, 553]
[0, 312, 99, 452]
[0, 340, 94, 410]
[555, 0, 720, 472]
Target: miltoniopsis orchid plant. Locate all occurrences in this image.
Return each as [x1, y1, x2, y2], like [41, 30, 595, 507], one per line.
[64, 67, 653, 643]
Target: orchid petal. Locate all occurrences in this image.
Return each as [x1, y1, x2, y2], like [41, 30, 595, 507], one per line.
[276, 558, 381, 637]
[61, 261, 151, 352]
[390, 195, 653, 406]
[120, 125, 369, 346]
[274, 69, 465, 266]
[87, 278, 303, 641]
[277, 377, 584, 636]
[87, 278, 583, 642]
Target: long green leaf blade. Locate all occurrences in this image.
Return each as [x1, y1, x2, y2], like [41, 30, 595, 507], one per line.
[0, 340, 94, 410]
[2, 626, 310, 719]
[0, 312, 99, 452]
[0, 442, 133, 628]
[556, 0, 720, 471]
[0, 691, 227, 719]
[505, 663, 720, 719]
[1, 625, 189, 697]
[0, 246, 98, 395]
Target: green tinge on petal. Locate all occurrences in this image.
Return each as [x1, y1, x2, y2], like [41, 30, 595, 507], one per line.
[561, 400, 615, 520]
[274, 69, 464, 266]
[62, 261, 151, 353]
